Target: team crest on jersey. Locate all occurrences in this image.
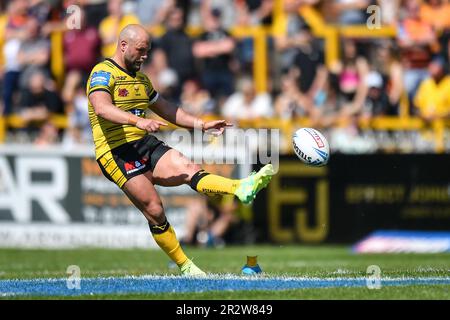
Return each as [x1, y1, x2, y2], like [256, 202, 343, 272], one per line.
[134, 85, 141, 96]
[118, 88, 129, 97]
[90, 70, 111, 88]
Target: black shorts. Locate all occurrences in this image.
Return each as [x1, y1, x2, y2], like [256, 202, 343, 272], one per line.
[97, 135, 172, 188]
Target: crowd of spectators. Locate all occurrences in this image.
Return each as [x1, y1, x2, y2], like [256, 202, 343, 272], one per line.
[0, 0, 449, 150]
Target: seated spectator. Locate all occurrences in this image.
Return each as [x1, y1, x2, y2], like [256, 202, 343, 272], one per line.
[142, 49, 179, 102]
[221, 76, 272, 120]
[311, 76, 340, 128]
[99, 0, 139, 58]
[34, 120, 59, 146]
[63, 81, 92, 146]
[361, 70, 391, 119]
[182, 194, 241, 248]
[414, 56, 450, 122]
[274, 69, 313, 119]
[180, 79, 216, 116]
[18, 70, 63, 128]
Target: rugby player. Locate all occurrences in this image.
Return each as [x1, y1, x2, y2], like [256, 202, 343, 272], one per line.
[87, 24, 274, 276]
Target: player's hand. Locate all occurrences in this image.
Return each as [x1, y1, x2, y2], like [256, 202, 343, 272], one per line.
[136, 119, 168, 132]
[203, 120, 233, 136]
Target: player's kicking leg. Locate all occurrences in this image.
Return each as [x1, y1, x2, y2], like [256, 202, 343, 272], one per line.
[152, 149, 275, 204]
[151, 149, 274, 276]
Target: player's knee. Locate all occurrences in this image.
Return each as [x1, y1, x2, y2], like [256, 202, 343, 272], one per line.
[144, 202, 165, 221]
[186, 163, 202, 181]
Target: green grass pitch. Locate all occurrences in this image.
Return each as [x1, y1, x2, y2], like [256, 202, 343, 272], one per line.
[1, 245, 449, 299]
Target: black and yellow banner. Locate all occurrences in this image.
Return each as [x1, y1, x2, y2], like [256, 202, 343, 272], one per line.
[253, 154, 450, 244]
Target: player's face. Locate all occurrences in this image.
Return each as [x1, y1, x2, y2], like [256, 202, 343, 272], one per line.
[124, 38, 149, 73]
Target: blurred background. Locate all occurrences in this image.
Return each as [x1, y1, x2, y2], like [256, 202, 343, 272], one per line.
[0, 0, 449, 253]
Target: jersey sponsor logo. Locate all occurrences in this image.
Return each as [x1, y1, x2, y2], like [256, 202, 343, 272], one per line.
[90, 70, 111, 88]
[124, 157, 148, 174]
[118, 88, 129, 97]
[129, 109, 146, 117]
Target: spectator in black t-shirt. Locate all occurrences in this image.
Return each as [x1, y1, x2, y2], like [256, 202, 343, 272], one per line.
[157, 7, 197, 98]
[292, 29, 328, 103]
[18, 71, 63, 132]
[193, 7, 235, 103]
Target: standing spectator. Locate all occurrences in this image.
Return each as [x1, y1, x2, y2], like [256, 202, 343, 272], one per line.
[420, 0, 450, 64]
[222, 76, 272, 120]
[2, 0, 30, 115]
[397, 0, 437, 106]
[193, 7, 236, 103]
[62, 7, 101, 105]
[17, 17, 51, 90]
[414, 56, 450, 122]
[235, 0, 274, 26]
[329, 38, 369, 117]
[331, 0, 371, 25]
[377, 0, 401, 26]
[135, 0, 175, 30]
[291, 26, 328, 102]
[28, 0, 51, 28]
[273, 0, 312, 73]
[370, 40, 404, 115]
[98, 0, 139, 58]
[157, 7, 197, 96]
[420, 0, 450, 33]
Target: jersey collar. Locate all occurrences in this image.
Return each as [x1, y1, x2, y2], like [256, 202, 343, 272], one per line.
[105, 58, 136, 77]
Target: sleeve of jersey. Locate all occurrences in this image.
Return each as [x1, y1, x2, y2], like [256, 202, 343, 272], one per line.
[87, 66, 115, 97]
[145, 76, 159, 105]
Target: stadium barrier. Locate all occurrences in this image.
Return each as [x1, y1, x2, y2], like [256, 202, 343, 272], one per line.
[252, 154, 450, 244]
[0, 143, 250, 248]
[0, 114, 448, 153]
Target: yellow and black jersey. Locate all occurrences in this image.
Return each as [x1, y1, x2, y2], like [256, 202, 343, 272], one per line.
[87, 58, 159, 159]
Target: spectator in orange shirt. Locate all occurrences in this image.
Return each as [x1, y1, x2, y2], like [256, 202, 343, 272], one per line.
[397, 0, 438, 107]
[420, 0, 450, 33]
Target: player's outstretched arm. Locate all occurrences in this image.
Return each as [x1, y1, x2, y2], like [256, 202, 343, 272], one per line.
[89, 91, 167, 132]
[150, 95, 232, 135]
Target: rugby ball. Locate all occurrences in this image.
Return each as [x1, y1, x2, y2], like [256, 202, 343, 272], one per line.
[292, 128, 330, 166]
